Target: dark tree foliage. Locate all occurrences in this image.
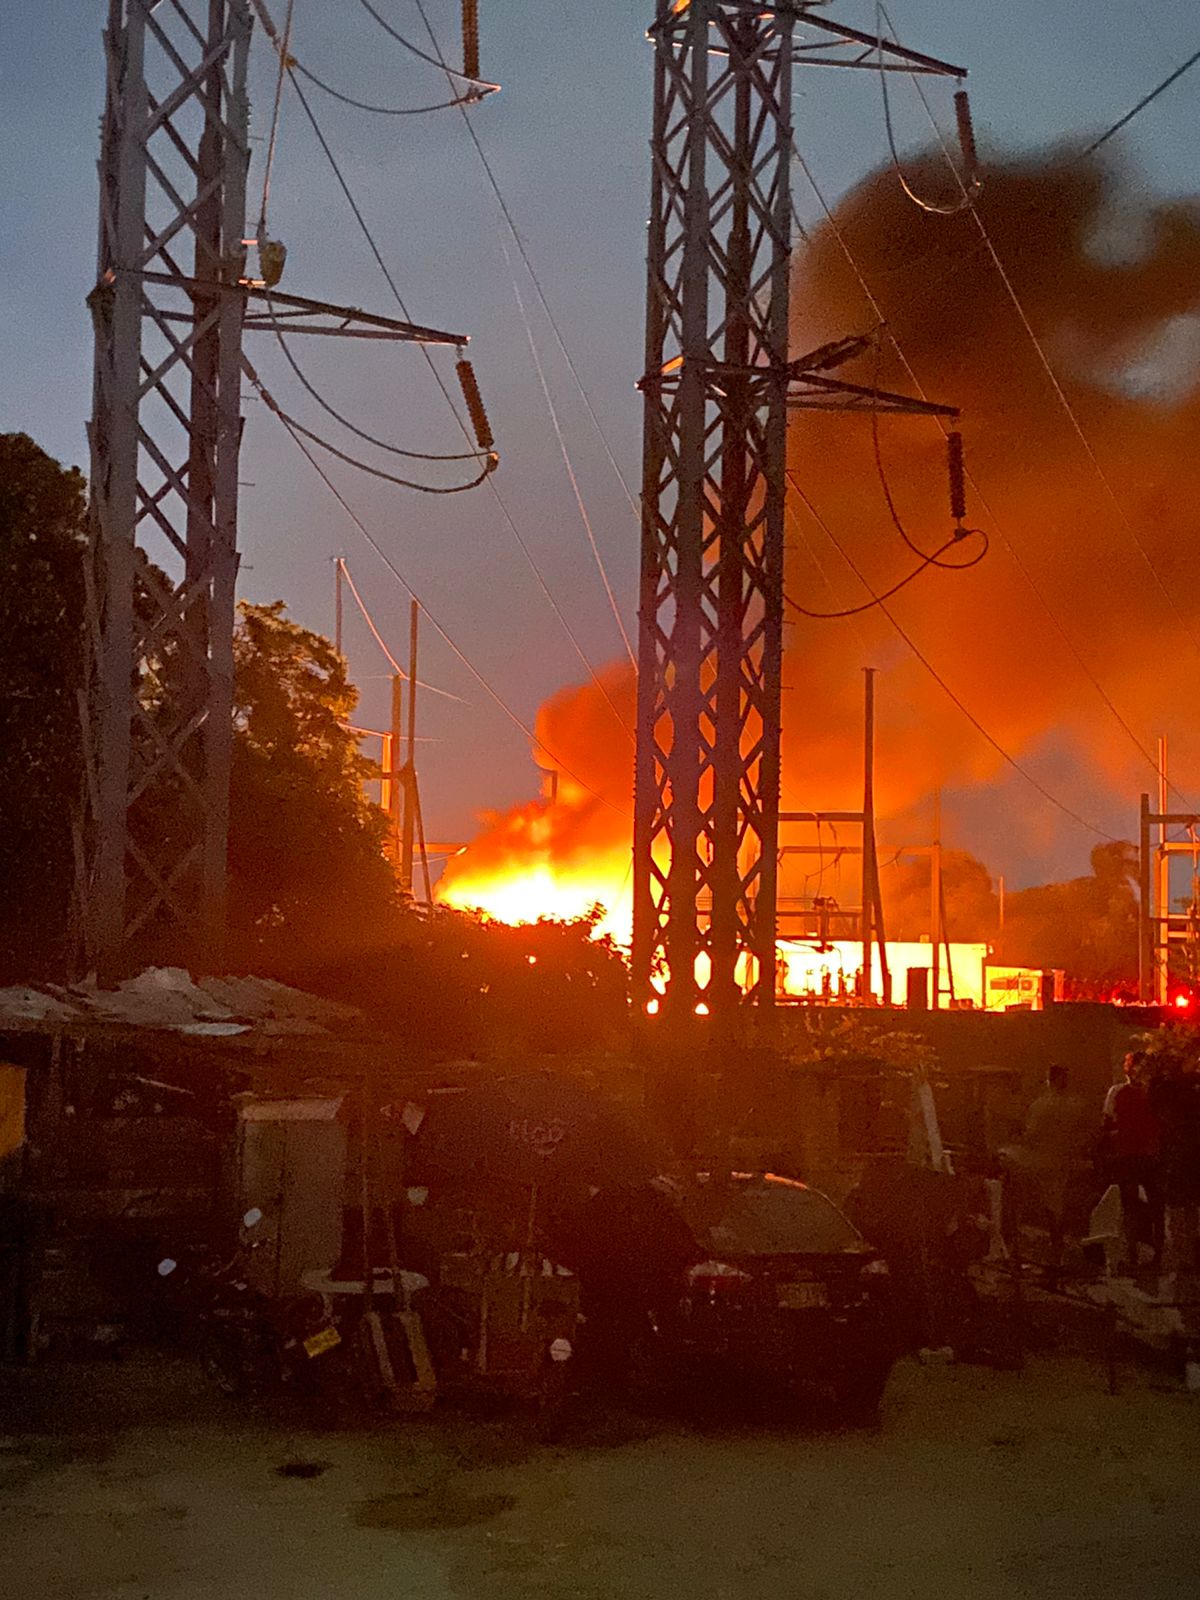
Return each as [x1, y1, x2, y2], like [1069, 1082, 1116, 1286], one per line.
[348, 907, 630, 1056]
[226, 600, 399, 984]
[997, 841, 1139, 983]
[0, 434, 87, 981]
[226, 603, 630, 1049]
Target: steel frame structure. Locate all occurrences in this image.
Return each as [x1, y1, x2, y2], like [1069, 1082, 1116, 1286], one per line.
[1139, 792, 1200, 1005]
[86, 0, 253, 978]
[633, 1, 962, 1028]
[84, 0, 468, 979]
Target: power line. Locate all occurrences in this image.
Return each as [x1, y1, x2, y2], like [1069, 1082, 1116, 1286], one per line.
[785, 530, 981, 619]
[786, 470, 1116, 843]
[877, 0, 1200, 661]
[873, 0, 976, 218]
[1083, 44, 1200, 155]
[498, 227, 638, 668]
[409, 0, 638, 668]
[789, 137, 1195, 809]
[264, 295, 486, 461]
[256, 0, 294, 239]
[254, 371, 632, 819]
[354, 0, 501, 92]
[255, 382, 495, 494]
[337, 557, 467, 702]
[279, 57, 635, 741]
[291, 60, 487, 117]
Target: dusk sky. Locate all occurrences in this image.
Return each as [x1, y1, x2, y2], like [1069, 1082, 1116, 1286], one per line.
[3, 1, 1198, 887]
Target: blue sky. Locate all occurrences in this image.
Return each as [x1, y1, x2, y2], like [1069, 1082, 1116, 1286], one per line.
[2, 1, 1198, 885]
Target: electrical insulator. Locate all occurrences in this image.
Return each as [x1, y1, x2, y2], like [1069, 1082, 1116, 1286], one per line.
[954, 90, 978, 183]
[456, 358, 495, 453]
[947, 431, 967, 524]
[259, 238, 287, 288]
[462, 0, 480, 83]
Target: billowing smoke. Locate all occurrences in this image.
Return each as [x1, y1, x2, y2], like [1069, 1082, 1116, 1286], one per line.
[440, 147, 1200, 931]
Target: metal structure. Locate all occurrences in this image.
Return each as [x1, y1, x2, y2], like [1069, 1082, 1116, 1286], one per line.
[1139, 743, 1200, 1002]
[85, 1, 466, 978]
[86, 0, 253, 977]
[633, 1, 963, 1027]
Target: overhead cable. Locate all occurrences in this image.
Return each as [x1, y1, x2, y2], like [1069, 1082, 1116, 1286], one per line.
[410, 0, 638, 669]
[790, 138, 1196, 809]
[1083, 44, 1200, 156]
[250, 0, 492, 115]
[337, 557, 468, 702]
[264, 394, 632, 819]
[867, 335, 988, 570]
[498, 225, 638, 668]
[283, 63, 634, 743]
[786, 470, 1115, 843]
[291, 59, 489, 116]
[877, 0, 1200, 660]
[785, 531, 982, 619]
[354, 0, 501, 92]
[288, 51, 625, 688]
[256, 0, 294, 239]
[249, 369, 496, 494]
[874, 1, 979, 217]
[264, 295, 489, 463]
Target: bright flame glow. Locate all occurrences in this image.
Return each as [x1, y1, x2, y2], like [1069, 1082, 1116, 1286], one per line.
[438, 837, 633, 943]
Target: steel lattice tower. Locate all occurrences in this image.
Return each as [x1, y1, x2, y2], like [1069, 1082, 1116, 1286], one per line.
[83, 1, 470, 979]
[86, 0, 252, 977]
[633, 1, 962, 1027]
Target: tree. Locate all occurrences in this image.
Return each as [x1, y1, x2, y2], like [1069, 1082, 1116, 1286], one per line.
[0, 434, 87, 981]
[997, 841, 1138, 984]
[225, 600, 401, 986]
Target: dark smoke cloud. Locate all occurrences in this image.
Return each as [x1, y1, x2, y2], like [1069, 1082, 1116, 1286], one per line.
[443, 148, 1200, 911]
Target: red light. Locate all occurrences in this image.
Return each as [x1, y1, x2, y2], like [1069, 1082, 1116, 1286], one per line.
[1175, 994, 1191, 1010]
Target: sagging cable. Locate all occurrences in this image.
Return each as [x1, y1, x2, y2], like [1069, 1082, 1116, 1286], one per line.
[246, 359, 496, 494]
[875, 2, 981, 218]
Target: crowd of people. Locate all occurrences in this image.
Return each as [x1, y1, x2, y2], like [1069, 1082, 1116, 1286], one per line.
[1002, 1042, 1200, 1282]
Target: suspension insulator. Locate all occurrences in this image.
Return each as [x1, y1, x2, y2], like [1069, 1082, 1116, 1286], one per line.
[947, 431, 967, 523]
[954, 90, 979, 181]
[462, 0, 480, 83]
[457, 358, 494, 452]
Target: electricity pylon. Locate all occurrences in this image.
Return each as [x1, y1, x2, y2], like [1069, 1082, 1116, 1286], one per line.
[632, 1, 964, 1029]
[84, 0, 471, 978]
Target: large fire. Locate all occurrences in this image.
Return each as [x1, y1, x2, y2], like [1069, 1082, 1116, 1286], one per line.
[438, 149, 1200, 950]
[437, 661, 636, 941]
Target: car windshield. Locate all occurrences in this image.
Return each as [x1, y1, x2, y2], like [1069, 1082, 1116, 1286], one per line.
[701, 1179, 864, 1257]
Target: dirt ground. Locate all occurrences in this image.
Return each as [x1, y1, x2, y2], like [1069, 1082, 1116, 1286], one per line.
[1, 1352, 1197, 1600]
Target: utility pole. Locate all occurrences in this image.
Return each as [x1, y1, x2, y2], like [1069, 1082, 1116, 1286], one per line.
[401, 601, 419, 899]
[860, 669, 889, 1004]
[930, 790, 943, 1009]
[335, 557, 345, 657]
[389, 673, 404, 862]
[83, 2, 474, 980]
[633, 1, 965, 1031]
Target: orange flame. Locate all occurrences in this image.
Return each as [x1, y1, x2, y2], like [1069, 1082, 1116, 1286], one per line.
[439, 150, 1200, 937]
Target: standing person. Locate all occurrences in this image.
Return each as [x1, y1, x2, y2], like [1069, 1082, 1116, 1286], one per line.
[1102, 1051, 1163, 1273]
[1147, 1051, 1200, 1279]
[1002, 1064, 1094, 1274]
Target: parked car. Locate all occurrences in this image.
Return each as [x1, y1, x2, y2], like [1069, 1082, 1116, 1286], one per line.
[633, 1172, 897, 1417]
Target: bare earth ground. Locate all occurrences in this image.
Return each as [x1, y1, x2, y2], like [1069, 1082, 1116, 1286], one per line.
[1, 1353, 1197, 1600]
